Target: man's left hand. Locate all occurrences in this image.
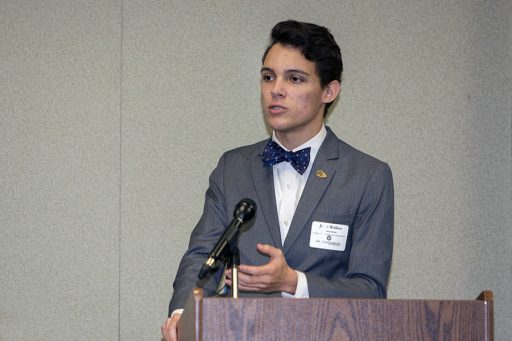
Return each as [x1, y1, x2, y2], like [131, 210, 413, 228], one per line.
[225, 243, 298, 294]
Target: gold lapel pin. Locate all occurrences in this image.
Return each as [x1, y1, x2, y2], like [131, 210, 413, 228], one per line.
[315, 170, 327, 178]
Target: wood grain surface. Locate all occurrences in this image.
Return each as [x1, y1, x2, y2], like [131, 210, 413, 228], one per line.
[179, 289, 493, 341]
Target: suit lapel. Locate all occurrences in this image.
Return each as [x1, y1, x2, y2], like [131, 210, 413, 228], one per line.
[282, 129, 340, 255]
[251, 142, 282, 247]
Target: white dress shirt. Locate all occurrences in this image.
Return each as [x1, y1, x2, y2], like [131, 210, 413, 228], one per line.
[272, 125, 327, 298]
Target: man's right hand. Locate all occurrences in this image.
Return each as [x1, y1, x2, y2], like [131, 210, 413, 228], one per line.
[161, 314, 181, 341]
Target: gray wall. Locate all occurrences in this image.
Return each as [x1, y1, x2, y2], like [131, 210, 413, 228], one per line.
[1, 1, 510, 340]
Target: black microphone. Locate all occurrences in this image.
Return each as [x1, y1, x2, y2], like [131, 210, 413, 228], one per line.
[197, 198, 257, 280]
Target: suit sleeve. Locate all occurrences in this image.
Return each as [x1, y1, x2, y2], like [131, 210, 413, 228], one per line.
[306, 163, 394, 298]
[167, 154, 229, 315]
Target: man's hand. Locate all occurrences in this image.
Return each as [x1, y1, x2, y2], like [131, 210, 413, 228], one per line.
[225, 243, 298, 294]
[161, 314, 181, 341]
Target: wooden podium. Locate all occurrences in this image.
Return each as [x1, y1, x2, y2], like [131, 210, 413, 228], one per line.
[178, 288, 493, 341]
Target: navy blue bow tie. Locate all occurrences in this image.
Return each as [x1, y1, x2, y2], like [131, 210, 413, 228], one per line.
[262, 139, 311, 175]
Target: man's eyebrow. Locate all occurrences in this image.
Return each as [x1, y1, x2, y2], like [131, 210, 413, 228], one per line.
[260, 67, 310, 76]
[286, 69, 310, 76]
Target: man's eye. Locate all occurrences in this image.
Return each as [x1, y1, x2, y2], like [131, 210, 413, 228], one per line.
[290, 76, 304, 83]
[262, 74, 274, 81]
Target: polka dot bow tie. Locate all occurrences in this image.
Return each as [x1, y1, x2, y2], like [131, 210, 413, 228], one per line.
[262, 139, 311, 175]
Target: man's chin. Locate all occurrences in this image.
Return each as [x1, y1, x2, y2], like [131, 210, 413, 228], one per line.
[265, 117, 291, 133]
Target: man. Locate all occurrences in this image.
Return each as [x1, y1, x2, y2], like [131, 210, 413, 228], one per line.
[162, 20, 393, 341]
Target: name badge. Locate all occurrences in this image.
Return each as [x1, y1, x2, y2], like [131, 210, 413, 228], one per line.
[309, 221, 349, 251]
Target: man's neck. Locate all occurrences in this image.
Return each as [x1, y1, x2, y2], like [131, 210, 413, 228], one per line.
[274, 124, 325, 151]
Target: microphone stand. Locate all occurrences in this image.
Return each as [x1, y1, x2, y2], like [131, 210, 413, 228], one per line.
[196, 198, 256, 294]
[196, 233, 241, 300]
[227, 245, 240, 298]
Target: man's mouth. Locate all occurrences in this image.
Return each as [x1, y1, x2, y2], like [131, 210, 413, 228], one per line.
[268, 105, 287, 114]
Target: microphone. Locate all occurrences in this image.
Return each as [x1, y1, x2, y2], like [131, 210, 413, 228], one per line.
[197, 198, 257, 280]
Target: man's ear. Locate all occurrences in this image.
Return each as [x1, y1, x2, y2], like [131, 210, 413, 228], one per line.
[323, 80, 341, 103]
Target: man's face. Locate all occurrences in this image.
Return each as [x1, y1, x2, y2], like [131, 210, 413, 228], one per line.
[261, 43, 334, 148]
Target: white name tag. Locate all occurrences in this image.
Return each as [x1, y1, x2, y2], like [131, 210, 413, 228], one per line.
[309, 221, 349, 251]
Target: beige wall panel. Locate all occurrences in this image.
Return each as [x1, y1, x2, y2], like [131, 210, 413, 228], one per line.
[0, 1, 121, 340]
[120, 2, 267, 339]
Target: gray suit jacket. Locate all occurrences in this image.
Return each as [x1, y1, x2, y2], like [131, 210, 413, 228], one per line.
[168, 127, 394, 314]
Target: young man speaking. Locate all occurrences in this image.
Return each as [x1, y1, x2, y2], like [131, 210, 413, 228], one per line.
[162, 20, 394, 341]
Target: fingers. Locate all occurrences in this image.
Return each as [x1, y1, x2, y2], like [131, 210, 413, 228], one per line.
[238, 244, 283, 275]
[224, 244, 282, 276]
[161, 314, 181, 341]
[256, 243, 282, 258]
[223, 243, 293, 293]
[224, 263, 269, 290]
[238, 263, 266, 276]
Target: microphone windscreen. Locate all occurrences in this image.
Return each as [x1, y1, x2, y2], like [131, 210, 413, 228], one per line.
[234, 198, 257, 222]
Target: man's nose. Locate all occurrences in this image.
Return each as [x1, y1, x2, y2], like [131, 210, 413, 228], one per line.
[271, 79, 285, 98]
